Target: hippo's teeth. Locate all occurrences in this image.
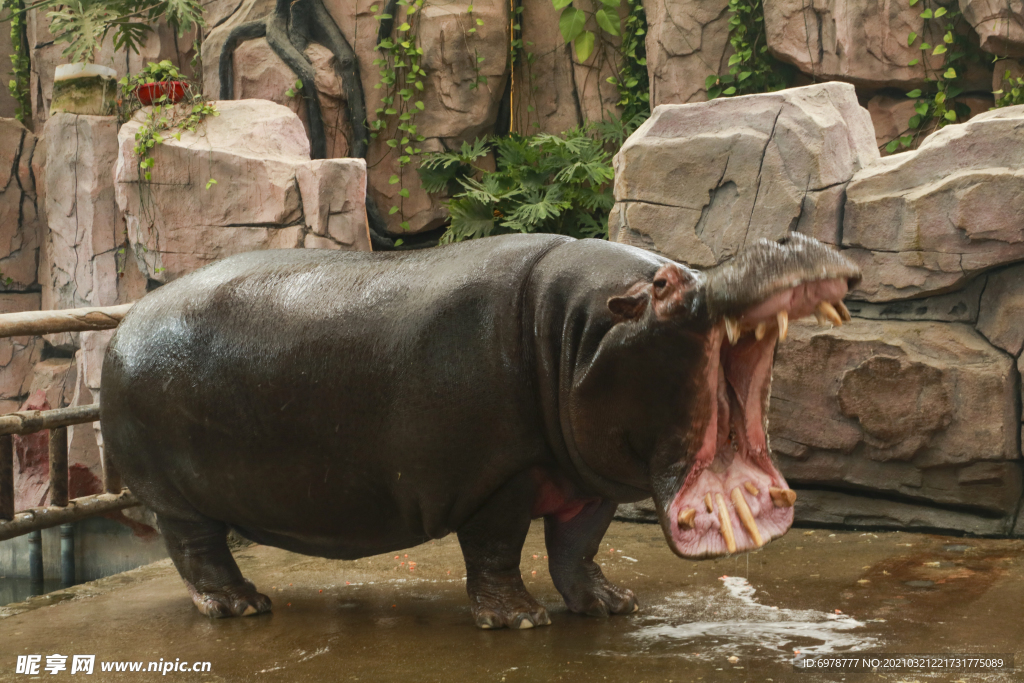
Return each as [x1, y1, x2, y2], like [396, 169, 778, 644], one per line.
[715, 493, 737, 553]
[731, 487, 764, 548]
[777, 311, 788, 341]
[817, 301, 843, 326]
[743, 481, 759, 496]
[704, 493, 714, 513]
[769, 487, 798, 508]
[724, 317, 740, 345]
[836, 300, 852, 322]
[677, 508, 697, 529]
[754, 321, 767, 340]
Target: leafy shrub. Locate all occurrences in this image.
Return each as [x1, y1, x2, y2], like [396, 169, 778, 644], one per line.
[418, 126, 619, 244]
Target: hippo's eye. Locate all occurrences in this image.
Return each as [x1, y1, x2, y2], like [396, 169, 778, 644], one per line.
[653, 278, 667, 291]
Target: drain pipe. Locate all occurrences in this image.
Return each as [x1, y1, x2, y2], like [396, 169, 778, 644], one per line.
[28, 528, 42, 591]
[60, 523, 75, 587]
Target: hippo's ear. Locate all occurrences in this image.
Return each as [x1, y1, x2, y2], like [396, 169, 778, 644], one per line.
[607, 291, 649, 321]
[652, 263, 695, 318]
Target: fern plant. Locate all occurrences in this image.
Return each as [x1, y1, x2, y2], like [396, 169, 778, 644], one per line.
[418, 127, 617, 244]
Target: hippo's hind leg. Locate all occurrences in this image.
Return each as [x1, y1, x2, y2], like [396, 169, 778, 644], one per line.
[158, 516, 272, 618]
[457, 473, 551, 630]
[545, 500, 639, 617]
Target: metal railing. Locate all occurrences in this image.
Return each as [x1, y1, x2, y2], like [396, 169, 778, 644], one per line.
[0, 304, 140, 587]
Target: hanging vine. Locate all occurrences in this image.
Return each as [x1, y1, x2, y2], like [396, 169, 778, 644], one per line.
[5, 0, 30, 122]
[886, 0, 987, 153]
[705, 0, 793, 99]
[371, 0, 428, 231]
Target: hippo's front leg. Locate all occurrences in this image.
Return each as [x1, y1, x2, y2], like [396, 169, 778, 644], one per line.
[545, 499, 639, 617]
[457, 473, 552, 630]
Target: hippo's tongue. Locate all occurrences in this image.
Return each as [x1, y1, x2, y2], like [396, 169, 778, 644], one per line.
[662, 276, 853, 558]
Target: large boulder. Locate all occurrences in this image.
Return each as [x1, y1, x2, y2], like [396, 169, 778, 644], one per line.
[642, 0, 732, 106]
[843, 105, 1024, 301]
[771, 319, 1021, 532]
[765, 0, 991, 90]
[115, 99, 369, 282]
[609, 82, 879, 265]
[959, 0, 1024, 57]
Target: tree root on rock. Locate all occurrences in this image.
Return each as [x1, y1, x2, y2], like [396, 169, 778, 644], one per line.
[218, 0, 400, 248]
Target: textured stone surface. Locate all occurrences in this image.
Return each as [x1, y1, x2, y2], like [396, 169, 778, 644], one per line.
[771, 320, 1020, 517]
[0, 293, 43, 415]
[0, 119, 44, 291]
[231, 38, 351, 159]
[844, 275, 984, 323]
[513, 0, 581, 134]
[296, 159, 370, 249]
[116, 99, 369, 281]
[844, 105, 1024, 301]
[977, 263, 1024, 356]
[42, 113, 121, 343]
[765, 0, 992, 91]
[0, 26, 15, 119]
[642, 0, 732, 106]
[960, 0, 1024, 57]
[116, 100, 309, 282]
[794, 489, 1015, 535]
[610, 83, 878, 265]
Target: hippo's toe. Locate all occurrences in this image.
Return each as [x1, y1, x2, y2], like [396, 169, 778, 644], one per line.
[187, 579, 272, 618]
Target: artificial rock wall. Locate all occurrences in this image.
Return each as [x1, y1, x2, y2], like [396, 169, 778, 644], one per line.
[613, 82, 1024, 537]
[0, 99, 370, 524]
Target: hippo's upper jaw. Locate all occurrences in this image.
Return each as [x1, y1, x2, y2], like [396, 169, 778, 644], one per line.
[646, 234, 861, 559]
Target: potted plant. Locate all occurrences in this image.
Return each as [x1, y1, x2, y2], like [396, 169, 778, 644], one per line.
[130, 60, 188, 106]
[1, 0, 205, 115]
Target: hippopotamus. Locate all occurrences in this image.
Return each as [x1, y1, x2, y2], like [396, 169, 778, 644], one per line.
[100, 232, 859, 629]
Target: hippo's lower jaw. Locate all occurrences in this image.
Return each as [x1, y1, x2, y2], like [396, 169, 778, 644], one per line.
[664, 276, 853, 558]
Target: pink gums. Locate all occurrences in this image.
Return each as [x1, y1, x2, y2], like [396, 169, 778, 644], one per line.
[666, 277, 851, 558]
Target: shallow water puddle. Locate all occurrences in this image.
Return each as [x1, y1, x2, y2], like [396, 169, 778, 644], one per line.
[611, 575, 877, 663]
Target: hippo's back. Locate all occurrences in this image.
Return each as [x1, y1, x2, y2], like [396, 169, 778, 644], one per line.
[100, 234, 571, 555]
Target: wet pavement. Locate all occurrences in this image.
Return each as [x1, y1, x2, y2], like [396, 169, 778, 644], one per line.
[1, 520, 1023, 682]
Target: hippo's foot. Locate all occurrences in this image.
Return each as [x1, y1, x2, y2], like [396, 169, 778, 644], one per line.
[560, 570, 639, 618]
[467, 574, 551, 629]
[186, 578, 272, 618]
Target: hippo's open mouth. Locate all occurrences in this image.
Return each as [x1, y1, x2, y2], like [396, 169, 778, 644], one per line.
[665, 276, 853, 558]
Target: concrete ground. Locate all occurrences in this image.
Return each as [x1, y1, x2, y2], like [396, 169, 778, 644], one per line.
[1, 521, 1023, 682]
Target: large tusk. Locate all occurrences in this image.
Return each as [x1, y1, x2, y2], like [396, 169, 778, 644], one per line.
[776, 310, 788, 341]
[769, 487, 797, 508]
[724, 317, 740, 345]
[677, 508, 696, 529]
[836, 300, 851, 322]
[755, 321, 767, 340]
[716, 493, 737, 554]
[731, 487, 764, 548]
[817, 301, 843, 326]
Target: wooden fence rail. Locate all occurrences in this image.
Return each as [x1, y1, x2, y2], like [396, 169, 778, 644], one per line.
[0, 304, 140, 545]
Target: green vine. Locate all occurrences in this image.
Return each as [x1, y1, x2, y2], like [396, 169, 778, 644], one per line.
[993, 68, 1024, 108]
[886, 0, 987, 153]
[604, 0, 649, 122]
[370, 0, 428, 232]
[705, 0, 793, 99]
[117, 61, 217, 186]
[5, 0, 30, 122]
